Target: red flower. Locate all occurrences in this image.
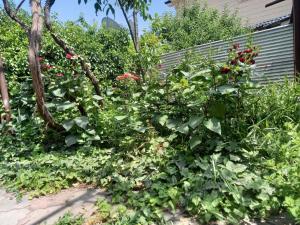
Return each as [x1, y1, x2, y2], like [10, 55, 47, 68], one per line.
[239, 57, 245, 63]
[250, 59, 256, 65]
[238, 51, 243, 56]
[41, 64, 53, 70]
[220, 66, 231, 74]
[116, 72, 140, 81]
[66, 53, 73, 60]
[244, 49, 253, 54]
[56, 73, 64, 77]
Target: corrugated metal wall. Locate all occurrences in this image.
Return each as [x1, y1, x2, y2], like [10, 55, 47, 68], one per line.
[160, 24, 295, 83]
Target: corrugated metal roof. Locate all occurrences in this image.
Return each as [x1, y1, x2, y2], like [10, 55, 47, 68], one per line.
[160, 24, 295, 84]
[254, 14, 291, 30]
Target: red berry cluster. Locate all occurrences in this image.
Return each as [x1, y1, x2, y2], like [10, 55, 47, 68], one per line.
[38, 53, 76, 78]
[220, 43, 259, 75]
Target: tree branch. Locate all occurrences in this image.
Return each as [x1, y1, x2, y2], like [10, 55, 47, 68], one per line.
[16, 0, 26, 13]
[117, 0, 138, 52]
[2, 0, 30, 33]
[44, 0, 103, 107]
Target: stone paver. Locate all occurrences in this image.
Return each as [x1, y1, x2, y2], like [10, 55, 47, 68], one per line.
[0, 187, 107, 225]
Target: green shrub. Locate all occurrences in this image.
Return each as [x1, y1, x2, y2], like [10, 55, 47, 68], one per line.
[151, 4, 250, 51]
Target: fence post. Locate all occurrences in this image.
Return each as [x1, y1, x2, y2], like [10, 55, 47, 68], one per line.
[294, 0, 300, 80]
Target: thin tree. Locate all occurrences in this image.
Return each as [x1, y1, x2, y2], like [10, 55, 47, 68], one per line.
[118, 0, 139, 52]
[2, 0, 62, 130]
[0, 57, 11, 122]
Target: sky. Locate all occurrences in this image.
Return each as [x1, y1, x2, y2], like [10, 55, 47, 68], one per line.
[1, 1, 174, 33]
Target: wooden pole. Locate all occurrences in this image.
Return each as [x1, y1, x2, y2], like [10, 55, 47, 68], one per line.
[293, 0, 300, 80]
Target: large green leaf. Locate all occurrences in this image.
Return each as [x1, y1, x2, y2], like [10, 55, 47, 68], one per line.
[188, 115, 203, 129]
[216, 85, 238, 95]
[176, 123, 189, 134]
[93, 95, 104, 101]
[74, 116, 89, 130]
[225, 161, 247, 173]
[204, 118, 221, 135]
[62, 120, 75, 131]
[65, 135, 78, 147]
[158, 115, 168, 126]
[52, 88, 66, 98]
[189, 69, 211, 80]
[166, 118, 181, 129]
[115, 116, 127, 121]
[56, 102, 76, 111]
[190, 136, 202, 149]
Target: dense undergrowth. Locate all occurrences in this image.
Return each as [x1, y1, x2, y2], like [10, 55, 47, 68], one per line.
[1, 67, 299, 224]
[0, 6, 300, 225]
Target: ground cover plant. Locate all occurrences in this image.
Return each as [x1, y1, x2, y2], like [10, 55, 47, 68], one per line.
[0, 1, 300, 224]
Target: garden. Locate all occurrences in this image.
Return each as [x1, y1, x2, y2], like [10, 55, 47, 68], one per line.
[0, 1, 299, 224]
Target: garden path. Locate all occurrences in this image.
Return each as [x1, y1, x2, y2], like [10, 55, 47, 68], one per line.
[0, 187, 295, 225]
[0, 187, 199, 225]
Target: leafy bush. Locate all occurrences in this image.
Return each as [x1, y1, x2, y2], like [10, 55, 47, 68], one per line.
[54, 212, 84, 225]
[151, 4, 250, 51]
[1, 38, 299, 224]
[0, 7, 299, 224]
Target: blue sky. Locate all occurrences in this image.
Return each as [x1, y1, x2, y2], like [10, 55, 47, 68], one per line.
[52, 1, 174, 33]
[1, 1, 174, 33]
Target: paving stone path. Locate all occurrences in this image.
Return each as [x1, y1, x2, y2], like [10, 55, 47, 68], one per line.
[0, 187, 199, 225]
[0, 187, 295, 225]
[0, 187, 110, 225]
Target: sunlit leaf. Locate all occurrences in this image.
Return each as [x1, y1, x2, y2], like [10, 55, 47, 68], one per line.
[65, 135, 78, 147]
[74, 116, 89, 129]
[204, 118, 221, 135]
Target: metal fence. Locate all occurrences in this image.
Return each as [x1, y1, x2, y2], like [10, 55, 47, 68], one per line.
[160, 24, 294, 83]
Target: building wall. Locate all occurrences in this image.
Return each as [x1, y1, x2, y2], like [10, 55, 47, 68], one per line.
[170, 0, 292, 26]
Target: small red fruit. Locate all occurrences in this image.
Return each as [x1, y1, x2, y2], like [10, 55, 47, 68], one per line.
[220, 66, 231, 74]
[244, 49, 253, 54]
[239, 58, 245, 63]
[231, 60, 237, 65]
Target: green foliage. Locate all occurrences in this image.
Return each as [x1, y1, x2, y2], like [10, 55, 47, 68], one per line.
[57, 19, 132, 81]
[151, 4, 250, 51]
[54, 212, 84, 225]
[79, 0, 152, 20]
[0, 7, 299, 225]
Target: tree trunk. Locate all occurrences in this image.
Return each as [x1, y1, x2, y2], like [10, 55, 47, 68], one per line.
[133, 8, 139, 51]
[0, 57, 11, 122]
[28, 0, 62, 130]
